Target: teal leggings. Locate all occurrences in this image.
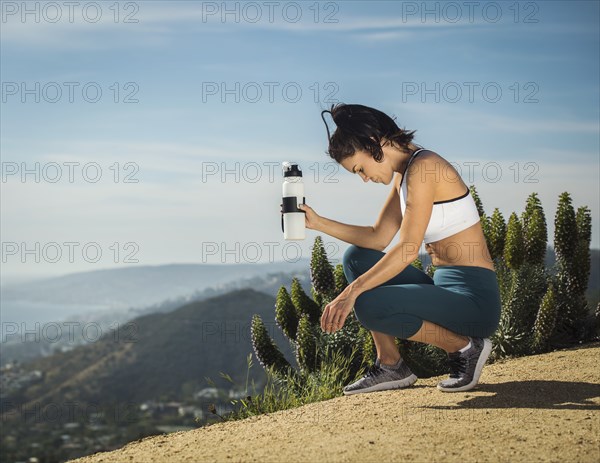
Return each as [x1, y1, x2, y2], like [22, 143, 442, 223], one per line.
[343, 245, 502, 339]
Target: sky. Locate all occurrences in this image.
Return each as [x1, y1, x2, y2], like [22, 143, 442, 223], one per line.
[1, 0, 599, 282]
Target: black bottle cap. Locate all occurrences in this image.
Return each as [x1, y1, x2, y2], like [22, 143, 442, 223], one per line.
[283, 163, 302, 177]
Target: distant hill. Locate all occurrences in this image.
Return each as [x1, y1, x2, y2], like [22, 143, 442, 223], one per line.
[0, 269, 311, 366]
[1, 260, 311, 318]
[3, 247, 596, 328]
[2, 288, 297, 417]
[3, 248, 596, 311]
[0, 260, 312, 347]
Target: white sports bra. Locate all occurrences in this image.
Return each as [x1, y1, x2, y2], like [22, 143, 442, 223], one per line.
[399, 148, 481, 244]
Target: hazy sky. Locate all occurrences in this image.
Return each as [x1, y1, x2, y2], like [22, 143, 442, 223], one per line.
[1, 0, 598, 282]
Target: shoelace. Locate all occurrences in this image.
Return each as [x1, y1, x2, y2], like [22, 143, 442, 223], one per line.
[448, 352, 468, 378]
[363, 363, 383, 378]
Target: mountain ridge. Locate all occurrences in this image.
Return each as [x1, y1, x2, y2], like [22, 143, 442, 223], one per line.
[2, 288, 296, 416]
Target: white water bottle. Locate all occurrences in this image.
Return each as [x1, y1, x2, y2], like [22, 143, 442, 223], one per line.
[281, 162, 305, 240]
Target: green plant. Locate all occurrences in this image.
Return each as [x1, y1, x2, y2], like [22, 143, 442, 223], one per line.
[549, 193, 593, 347]
[211, 345, 364, 423]
[488, 190, 594, 356]
[251, 236, 370, 387]
[530, 283, 558, 354]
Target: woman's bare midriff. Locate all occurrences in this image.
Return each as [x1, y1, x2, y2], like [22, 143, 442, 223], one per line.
[396, 151, 495, 272]
[425, 223, 495, 271]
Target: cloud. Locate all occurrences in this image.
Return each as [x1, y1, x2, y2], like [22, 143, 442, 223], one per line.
[2, 1, 595, 50]
[0, 3, 492, 49]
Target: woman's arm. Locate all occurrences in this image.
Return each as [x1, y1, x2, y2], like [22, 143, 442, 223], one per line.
[308, 175, 403, 251]
[315, 217, 380, 250]
[346, 155, 437, 298]
[319, 155, 439, 333]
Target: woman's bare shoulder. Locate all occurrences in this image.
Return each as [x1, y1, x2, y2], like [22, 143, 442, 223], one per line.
[415, 150, 468, 192]
[413, 149, 451, 172]
[417, 149, 443, 161]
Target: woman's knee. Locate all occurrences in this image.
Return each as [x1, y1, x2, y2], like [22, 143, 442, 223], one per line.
[353, 294, 422, 339]
[352, 291, 384, 329]
[342, 245, 379, 282]
[342, 245, 360, 282]
[353, 307, 378, 331]
[342, 245, 361, 270]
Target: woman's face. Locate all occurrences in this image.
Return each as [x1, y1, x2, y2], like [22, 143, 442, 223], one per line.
[340, 149, 393, 185]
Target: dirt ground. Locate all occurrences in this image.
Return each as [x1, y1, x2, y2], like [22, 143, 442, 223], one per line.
[69, 342, 600, 463]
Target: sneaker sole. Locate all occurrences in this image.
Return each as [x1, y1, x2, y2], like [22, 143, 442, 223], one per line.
[343, 373, 418, 396]
[436, 338, 492, 393]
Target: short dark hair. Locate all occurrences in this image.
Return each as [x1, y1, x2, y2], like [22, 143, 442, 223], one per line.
[321, 103, 417, 164]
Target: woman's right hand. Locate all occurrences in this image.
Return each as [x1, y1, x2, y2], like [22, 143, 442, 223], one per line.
[280, 202, 322, 230]
[297, 203, 322, 230]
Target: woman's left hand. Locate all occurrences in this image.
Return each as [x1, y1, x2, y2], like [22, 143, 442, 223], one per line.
[320, 287, 358, 334]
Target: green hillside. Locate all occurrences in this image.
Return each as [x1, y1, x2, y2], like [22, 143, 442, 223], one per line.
[4, 288, 295, 417]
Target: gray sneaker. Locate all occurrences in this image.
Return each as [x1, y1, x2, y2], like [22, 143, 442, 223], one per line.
[437, 336, 492, 392]
[343, 358, 417, 395]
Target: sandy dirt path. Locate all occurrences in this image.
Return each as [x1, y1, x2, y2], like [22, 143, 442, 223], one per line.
[69, 342, 600, 463]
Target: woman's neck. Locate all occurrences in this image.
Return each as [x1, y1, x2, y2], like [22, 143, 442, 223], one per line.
[391, 142, 422, 174]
